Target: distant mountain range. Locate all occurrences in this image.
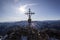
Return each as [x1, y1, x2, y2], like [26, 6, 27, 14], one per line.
[0, 20, 60, 35]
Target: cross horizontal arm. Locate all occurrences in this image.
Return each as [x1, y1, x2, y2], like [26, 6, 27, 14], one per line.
[25, 13, 35, 15]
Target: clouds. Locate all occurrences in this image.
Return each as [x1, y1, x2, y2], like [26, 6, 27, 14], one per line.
[13, 0, 19, 3]
[18, 3, 37, 13]
[0, 0, 60, 22]
[0, 0, 37, 22]
[0, 0, 19, 16]
[0, 0, 36, 14]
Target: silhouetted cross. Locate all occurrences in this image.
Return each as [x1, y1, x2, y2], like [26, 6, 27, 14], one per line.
[25, 8, 35, 20]
[25, 8, 35, 27]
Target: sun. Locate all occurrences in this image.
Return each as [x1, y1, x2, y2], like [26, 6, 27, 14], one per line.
[19, 5, 27, 13]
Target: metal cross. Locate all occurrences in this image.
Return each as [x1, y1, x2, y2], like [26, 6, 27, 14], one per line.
[25, 8, 35, 27]
[25, 8, 35, 20]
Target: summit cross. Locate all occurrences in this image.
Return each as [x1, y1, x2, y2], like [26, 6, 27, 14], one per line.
[25, 8, 35, 26]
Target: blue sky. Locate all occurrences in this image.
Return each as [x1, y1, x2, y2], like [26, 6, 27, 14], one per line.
[0, 0, 60, 22]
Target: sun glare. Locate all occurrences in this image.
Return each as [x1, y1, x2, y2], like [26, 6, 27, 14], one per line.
[19, 5, 27, 13]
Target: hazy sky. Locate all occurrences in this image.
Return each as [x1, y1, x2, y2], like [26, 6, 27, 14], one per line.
[0, 0, 60, 22]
